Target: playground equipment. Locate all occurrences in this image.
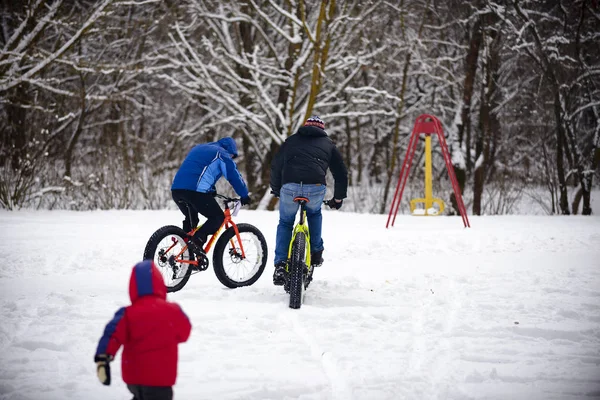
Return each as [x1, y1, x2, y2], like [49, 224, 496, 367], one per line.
[386, 114, 470, 228]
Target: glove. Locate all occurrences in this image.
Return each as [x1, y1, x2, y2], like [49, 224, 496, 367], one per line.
[270, 190, 280, 198]
[208, 190, 217, 197]
[326, 198, 343, 210]
[94, 354, 113, 386]
[240, 195, 252, 206]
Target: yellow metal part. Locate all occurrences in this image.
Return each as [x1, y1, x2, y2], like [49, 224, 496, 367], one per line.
[410, 135, 445, 216]
[287, 210, 311, 268]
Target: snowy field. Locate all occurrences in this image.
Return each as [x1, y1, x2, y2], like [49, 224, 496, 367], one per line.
[1, 208, 599, 400]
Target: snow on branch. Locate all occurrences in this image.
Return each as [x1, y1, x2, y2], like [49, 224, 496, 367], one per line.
[30, 186, 66, 198]
[569, 101, 600, 121]
[0, 0, 45, 55]
[0, 0, 113, 93]
[114, 0, 160, 4]
[248, 50, 286, 130]
[171, 22, 282, 144]
[2, 0, 63, 79]
[249, 0, 302, 44]
[265, 0, 303, 28]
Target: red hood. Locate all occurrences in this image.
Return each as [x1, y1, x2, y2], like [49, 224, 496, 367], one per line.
[128, 260, 167, 303]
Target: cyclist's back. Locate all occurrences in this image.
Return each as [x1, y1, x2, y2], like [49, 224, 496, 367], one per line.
[171, 137, 251, 255]
[270, 116, 348, 286]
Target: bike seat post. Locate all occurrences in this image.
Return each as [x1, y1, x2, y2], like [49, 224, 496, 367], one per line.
[293, 196, 309, 225]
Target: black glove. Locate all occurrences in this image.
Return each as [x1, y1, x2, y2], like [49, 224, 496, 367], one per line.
[326, 198, 343, 210]
[270, 190, 280, 198]
[94, 354, 113, 386]
[208, 190, 217, 197]
[241, 195, 252, 206]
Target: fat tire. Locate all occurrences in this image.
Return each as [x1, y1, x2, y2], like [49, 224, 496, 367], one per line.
[288, 232, 306, 309]
[143, 225, 194, 293]
[213, 223, 268, 288]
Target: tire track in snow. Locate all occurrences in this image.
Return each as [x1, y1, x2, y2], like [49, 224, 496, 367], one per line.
[406, 274, 462, 397]
[407, 274, 435, 376]
[427, 277, 462, 399]
[280, 312, 353, 400]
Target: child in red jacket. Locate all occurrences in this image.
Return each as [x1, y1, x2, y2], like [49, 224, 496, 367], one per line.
[94, 260, 191, 400]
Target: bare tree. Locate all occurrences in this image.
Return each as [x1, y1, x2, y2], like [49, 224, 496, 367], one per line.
[0, 0, 596, 215]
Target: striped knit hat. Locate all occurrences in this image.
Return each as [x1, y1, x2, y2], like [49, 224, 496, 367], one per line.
[304, 115, 325, 130]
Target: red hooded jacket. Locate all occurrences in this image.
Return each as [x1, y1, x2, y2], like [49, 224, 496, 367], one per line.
[95, 260, 191, 386]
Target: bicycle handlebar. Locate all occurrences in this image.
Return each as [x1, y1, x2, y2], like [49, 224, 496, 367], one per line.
[215, 193, 329, 207]
[214, 193, 239, 202]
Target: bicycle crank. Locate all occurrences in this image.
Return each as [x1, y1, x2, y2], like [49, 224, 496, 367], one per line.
[191, 253, 209, 272]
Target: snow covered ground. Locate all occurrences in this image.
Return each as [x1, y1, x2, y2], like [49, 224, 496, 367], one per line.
[1, 209, 599, 400]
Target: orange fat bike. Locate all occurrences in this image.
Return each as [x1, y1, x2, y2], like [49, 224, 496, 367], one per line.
[143, 194, 268, 292]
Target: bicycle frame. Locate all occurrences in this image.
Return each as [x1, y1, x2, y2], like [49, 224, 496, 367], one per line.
[163, 197, 246, 267]
[288, 198, 311, 268]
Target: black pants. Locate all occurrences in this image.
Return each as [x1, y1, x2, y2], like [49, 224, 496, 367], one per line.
[172, 189, 225, 243]
[127, 384, 173, 400]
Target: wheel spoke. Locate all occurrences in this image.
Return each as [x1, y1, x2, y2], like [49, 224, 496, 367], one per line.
[216, 230, 265, 284]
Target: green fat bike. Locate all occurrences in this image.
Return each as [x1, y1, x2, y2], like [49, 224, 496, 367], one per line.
[283, 196, 326, 309]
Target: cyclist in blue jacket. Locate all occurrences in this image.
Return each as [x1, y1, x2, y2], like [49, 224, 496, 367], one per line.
[171, 137, 251, 256]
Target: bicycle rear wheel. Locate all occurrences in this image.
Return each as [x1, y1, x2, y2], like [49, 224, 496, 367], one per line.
[288, 231, 306, 309]
[213, 223, 268, 288]
[143, 225, 195, 293]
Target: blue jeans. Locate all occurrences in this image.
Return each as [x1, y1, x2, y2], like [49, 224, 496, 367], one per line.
[274, 183, 327, 265]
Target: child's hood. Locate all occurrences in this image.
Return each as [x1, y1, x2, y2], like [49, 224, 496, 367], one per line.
[128, 260, 167, 302]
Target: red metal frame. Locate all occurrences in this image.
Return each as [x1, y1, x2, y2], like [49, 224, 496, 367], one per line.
[386, 114, 470, 228]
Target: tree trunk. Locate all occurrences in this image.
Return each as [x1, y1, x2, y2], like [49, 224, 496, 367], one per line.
[263, 141, 280, 211]
[473, 21, 500, 216]
[65, 73, 86, 178]
[582, 146, 600, 215]
[554, 96, 570, 215]
[452, 17, 483, 214]
[357, 116, 363, 185]
[344, 115, 352, 186]
[571, 186, 583, 215]
[459, 18, 483, 169]
[235, 5, 259, 200]
[3, 85, 28, 172]
[473, 57, 487, 214]
[302, 0, 334, 120]
[542, 140, 557, 214]
[369, 128, 382, 183]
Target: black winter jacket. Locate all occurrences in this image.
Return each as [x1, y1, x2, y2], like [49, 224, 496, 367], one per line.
[270, 126, 348, 199]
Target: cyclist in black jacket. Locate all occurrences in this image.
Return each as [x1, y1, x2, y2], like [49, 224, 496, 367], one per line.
[270, 116, 348, 286]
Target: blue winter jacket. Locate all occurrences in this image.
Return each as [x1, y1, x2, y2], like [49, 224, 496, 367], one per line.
[171, 137, 249, 197]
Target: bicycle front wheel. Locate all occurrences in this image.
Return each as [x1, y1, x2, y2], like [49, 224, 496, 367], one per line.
[212, 223, 268, 288]
[143, 225, 195, 293]
[288, 231, 306, 309]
